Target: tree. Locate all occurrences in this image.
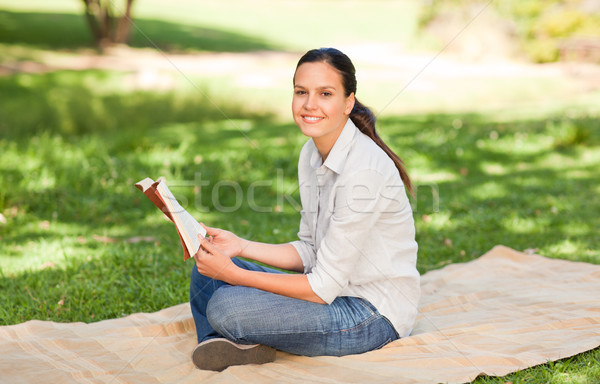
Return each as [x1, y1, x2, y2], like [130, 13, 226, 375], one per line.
[82, 0, 135, 51]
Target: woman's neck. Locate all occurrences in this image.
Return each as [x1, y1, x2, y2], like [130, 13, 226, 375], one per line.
[313, 119, 348, 162]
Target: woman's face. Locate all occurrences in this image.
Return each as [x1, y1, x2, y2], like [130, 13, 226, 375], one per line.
[292, 61, 355, 148]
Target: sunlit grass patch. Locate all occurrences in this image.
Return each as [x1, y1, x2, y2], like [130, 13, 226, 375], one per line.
[0, 67, 599, 384]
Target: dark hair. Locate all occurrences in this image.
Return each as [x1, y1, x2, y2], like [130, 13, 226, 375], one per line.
[295, 47, 414, 196]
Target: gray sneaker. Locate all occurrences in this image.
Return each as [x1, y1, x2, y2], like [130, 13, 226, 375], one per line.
[191, 338, 276, 371]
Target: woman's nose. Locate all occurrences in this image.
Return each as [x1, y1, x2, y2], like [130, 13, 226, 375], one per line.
[304, 94, 317, 110]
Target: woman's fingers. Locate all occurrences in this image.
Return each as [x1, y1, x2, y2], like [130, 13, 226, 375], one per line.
[198, 235, 218, 254]
[200, 222, 218, 237]
[194, 235, 236, 281]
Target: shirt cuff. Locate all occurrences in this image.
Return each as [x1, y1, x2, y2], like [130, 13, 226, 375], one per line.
[306, 268, 344, 304]
[289, 240, 316, 274]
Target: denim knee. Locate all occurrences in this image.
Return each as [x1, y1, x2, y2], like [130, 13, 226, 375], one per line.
[206, 286, 247, 342]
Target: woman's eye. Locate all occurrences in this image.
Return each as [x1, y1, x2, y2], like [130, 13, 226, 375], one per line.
[295, 90, 306, 95]
[322, 92, 331, 97]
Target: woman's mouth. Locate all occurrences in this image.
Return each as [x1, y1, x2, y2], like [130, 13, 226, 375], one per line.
[302, 115, 324, 123]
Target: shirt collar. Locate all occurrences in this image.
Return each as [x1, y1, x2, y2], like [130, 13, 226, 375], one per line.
[309, 118, 358, 174]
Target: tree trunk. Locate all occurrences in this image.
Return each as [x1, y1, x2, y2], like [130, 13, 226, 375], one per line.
[82, 0, 103, 48]
[81, 0, 136, 52]
[114, 0, 134, 44]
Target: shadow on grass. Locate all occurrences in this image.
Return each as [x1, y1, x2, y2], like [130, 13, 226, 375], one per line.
[1, 66, 599, 328]
[0, 69, 276, 138]
[0, 10, 280, 52]
[1, 65, 599, 384]
[378, 113, 600, 269]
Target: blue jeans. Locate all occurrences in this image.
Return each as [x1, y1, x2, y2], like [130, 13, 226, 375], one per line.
[189, 258, 398, 357]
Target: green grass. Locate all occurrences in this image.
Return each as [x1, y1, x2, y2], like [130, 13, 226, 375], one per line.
[0, 0, 421, 52]
[1, 70, 599, 384]
[1, 2, 599, 382]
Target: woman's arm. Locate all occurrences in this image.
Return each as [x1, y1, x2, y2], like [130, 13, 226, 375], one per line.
[194, 236, 325, 304]
[238, 240, 304, 273]
[201, 224, 304, 273]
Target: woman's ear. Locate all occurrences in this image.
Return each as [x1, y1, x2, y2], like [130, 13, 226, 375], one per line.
[345, 92, 355, 115]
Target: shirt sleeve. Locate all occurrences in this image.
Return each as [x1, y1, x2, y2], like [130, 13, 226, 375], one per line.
[306, 169, 390, 304]
[288, 140, 319, 273]
[290, 208, 317, 273]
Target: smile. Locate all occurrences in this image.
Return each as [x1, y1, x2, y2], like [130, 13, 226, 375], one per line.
[302, 115, 324, 122]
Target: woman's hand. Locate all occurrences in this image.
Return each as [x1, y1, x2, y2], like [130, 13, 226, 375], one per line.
[200, 223, 246, 258]
[193, 235, 239, 282]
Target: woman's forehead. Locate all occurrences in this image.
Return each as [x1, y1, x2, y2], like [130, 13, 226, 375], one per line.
[293, 61, 343, 86]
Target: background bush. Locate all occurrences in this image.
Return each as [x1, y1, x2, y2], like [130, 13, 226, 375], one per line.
[420, 0, 600, 63]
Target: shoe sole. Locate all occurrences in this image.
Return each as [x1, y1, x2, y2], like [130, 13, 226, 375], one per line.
[192, 338, 276, 371]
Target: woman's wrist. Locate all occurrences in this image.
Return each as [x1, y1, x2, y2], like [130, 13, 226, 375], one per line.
[238, 238, 251, 258]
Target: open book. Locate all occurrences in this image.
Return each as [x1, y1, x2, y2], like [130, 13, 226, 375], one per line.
[135, 177, 206, 260]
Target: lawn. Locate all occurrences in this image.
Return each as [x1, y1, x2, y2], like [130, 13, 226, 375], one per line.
[1, 1, 599, 383]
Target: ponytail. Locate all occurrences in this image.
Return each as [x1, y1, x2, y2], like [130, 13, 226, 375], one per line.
[350, 99, 414, 197]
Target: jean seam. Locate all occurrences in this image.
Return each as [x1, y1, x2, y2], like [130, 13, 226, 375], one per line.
[374, 338, 393, 350]
[353, 298, 398, 338]
[234, 312, 380, 338]
[340, 298, 379, 333]
[340, 311, 379, 333]
[239, 305, 381, 338]
[355, 297, 377, 313]
[381, 315, 400, 339]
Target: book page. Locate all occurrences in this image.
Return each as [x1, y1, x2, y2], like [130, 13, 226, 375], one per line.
[135, 177, 155, 192]
[155, 181, 207, 256]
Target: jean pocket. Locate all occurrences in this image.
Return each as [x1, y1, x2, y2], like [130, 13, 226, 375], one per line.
[355, 298, 378, 315]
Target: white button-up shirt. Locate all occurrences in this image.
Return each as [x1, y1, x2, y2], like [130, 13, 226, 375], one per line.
[290, 119, 420, 337]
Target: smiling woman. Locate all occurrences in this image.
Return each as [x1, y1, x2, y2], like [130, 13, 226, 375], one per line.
[188, 48, 420, 372]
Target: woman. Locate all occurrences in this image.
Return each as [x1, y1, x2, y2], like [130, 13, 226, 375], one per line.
[189, 47, 420, 371]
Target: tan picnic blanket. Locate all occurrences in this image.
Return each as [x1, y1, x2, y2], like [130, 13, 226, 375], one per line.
[1, 245, 599, 384]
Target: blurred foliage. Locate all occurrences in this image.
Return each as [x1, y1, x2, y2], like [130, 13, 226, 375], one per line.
[419, 0, 600, 63]
[0, 70, 270, 138]
[0, 10, 278, 52]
